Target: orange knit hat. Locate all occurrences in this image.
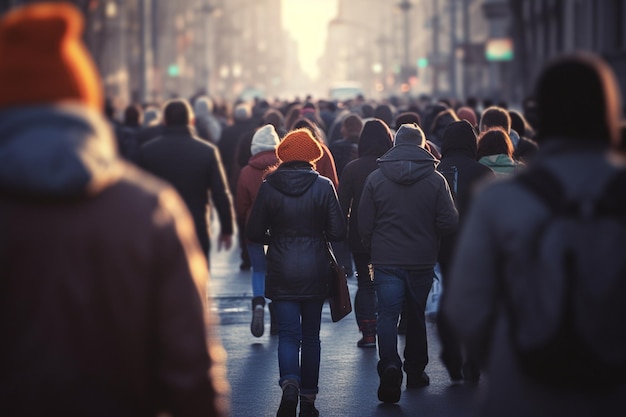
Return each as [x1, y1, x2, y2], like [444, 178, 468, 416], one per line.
[276, 128, 323, 164]
[0, 2, 103, 110]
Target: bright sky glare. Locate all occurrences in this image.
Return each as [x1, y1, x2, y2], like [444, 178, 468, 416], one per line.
[281, 0, 338, 80]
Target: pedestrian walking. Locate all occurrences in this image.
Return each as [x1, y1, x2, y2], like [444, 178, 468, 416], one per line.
[328, 112, 363, 179]
[477, 127, 525, 178]
[246, 128, 346, 417]
[0, 3, 229, 416]
[139, 99, 234, 263]
[194, 95, 222, 144]
[337, 118, 393, 348]
[480, 105, 538, 163]
[442, 51, 626, 417]
[436, 120, 495, 383]
[236, 124, 281, 337]
[358, 123, 458, 403]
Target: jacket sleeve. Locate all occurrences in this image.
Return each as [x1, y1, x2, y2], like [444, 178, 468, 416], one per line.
[337, 169, 353, 220]
[324, 181, 347, 242]
[208, 146, 235, 235]
[357, 175, 375, 251]
[235, 168, 252, 225]
[435, 173, 459, 237]
[152, 187, 230, 417]
[441, 189, 499, 366]
[246, 182, 272, 245]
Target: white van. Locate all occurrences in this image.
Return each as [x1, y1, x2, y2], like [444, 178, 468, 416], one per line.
[329, 82, 364, 101]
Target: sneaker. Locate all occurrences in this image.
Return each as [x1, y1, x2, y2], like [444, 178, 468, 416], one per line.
[298, 402, 319, 417]
[277, 383, 298, 417]
[251, 304, 265, 337]
[406, 371, 430, 389]
[357, 335, 376, 348]
[377, 365, 402, 403]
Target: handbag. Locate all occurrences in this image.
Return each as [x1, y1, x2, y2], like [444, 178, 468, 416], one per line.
[325, 240, 352, 322]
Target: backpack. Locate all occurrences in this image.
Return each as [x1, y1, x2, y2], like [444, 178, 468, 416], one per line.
[439, 165, 458, 198]
[506, 166, 626, 391]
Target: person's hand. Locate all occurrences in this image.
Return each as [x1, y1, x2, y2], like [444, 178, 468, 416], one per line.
[217, 233, 233, 251]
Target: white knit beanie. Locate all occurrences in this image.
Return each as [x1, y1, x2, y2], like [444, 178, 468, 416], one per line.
[250, 124, 280, 155]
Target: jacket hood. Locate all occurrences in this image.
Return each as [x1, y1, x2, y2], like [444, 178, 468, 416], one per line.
[265, 161, 319, 196]
[377, 144, 438, 185]
[358, 119, 393, 157]
[0, 104, 123, 198]
[440, 120, 478, 158]
[248, 150, 279, 171]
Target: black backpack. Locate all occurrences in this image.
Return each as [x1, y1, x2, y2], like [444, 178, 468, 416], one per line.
[505, 166, 626, 391]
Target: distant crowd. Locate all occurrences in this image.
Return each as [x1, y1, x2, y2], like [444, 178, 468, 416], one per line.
[2, 3, 626, 417]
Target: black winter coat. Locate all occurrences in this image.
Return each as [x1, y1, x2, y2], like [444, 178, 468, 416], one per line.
[338, 127, 393, 253]
[246, 161, 346, 301]
[438, 121, 496, 219]
[138, 125, 234, 256]
[437, 120, 495, 275]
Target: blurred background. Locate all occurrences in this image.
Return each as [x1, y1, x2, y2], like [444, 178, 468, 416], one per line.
[2, 0, 624, 109]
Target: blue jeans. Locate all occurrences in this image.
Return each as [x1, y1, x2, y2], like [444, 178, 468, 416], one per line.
[247, 242, 266, 297]
[374, 266, 433, 377]
[273, 300, 324, 395]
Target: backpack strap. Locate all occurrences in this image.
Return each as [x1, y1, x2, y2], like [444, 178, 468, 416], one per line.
[515, 166, 567, 213]
[596, 168, 626, 217]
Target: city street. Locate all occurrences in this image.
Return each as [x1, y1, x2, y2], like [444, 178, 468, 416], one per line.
[208, 231, 486, 417]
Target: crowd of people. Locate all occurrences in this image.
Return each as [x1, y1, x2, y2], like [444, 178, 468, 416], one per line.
[2, 3, 626, 417]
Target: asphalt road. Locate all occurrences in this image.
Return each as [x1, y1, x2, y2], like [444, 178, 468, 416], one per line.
[208, 235, 486, 417]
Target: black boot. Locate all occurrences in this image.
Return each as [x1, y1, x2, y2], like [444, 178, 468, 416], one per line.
[251, 296, 265, 337]
[298, 395, 319, 417]
[277, 379, 298, 417]
[268, 301, 278, 335]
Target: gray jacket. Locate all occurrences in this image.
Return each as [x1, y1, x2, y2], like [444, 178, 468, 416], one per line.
[443, 138, 626, 417]
[358, 143, 458, 268]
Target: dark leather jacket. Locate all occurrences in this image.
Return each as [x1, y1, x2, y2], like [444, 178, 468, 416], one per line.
[246, 161, 346, 301]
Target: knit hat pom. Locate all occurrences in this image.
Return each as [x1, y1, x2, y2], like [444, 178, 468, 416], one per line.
[0, 3, 102, 110]
[276, 128, 323, 164]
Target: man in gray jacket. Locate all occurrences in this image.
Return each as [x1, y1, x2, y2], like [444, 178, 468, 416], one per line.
[358, 123, 458, 403]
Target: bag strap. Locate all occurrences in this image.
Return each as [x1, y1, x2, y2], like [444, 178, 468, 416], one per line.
[515, 166, 626, 218]
[515, 166, 567, 213]
[323, 235, 339, 265]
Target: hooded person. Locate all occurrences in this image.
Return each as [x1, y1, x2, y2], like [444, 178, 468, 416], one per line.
[358, 122, 458, 404]
[443, 52, 626, 417]
[236, 124, 281, 338]
[246, 128, 346, 417]
[193, 95, 222, 143]
[338, 118, 393, 348]
[0, 3, 229, 416]
[435, 120, 495, 383]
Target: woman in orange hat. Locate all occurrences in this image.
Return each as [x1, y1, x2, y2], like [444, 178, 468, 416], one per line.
[247, 128, 346, 417]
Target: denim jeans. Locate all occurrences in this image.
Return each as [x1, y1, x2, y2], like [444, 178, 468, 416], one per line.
[374, 266, 433, 377]
[353, 252, 377, 326]
[273, 300, 324, 395]
[247, 242, 266, 297]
